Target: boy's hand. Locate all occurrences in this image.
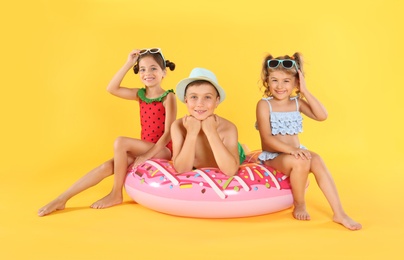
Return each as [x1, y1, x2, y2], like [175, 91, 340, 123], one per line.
[201, 115, 219, 135]
[182, 115, 201, 135]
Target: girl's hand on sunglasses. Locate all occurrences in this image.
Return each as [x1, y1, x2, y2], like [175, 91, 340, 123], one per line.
[127, 50, 140, 65]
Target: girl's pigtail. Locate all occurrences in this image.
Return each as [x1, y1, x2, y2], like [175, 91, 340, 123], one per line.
[133, 63, 139, 74]
[292, 52, 304, 99]
[292, 52, 304, 75]
[261, 54, 274, 97]
[165, 60, 176, 71]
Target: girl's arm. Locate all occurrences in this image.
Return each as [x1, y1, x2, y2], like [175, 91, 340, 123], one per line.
[106, 50, 140, 100]
[256, 100, 296, 154]
[298, 70, 328, 121]
[171, 116, 201, 173]
[132, 92, 177, 167]
[202, 116, 239, 176]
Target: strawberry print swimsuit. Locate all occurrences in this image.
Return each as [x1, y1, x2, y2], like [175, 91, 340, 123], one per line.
[138, 88, 174, 153]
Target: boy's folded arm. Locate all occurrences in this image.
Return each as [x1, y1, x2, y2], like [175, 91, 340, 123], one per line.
[205, 125, 239, 176]
[171, 120, 197, 173]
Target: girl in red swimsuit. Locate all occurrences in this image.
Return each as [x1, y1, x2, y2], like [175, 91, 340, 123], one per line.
[38, 48, 176, 216]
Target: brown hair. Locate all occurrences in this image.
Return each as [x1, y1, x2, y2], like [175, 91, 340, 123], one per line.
[184, 80, 220, 99]
[133, 53, 175, 74]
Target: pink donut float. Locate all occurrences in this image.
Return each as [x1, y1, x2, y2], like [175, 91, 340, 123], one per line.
[124, 151, 294, 218]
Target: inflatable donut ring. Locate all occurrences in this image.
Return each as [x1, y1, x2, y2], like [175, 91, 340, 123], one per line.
[125, 151, 294, 218]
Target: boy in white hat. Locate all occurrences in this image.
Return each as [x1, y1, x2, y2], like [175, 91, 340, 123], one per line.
[171, 68, 244, 176]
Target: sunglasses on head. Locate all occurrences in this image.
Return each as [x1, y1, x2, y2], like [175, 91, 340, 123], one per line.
[267, 59, 299, 72]
[139, 48, 166, 67]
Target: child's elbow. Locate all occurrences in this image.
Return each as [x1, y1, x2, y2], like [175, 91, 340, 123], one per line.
[225, 171, 237, 177]
[319, 112, 328, 121]
[106, 86, 114, 94]
[223, 165, 239, 177]
[315, 111, 328, 121]
[106, 83, 120, 94]
[173, 162, 191, 175]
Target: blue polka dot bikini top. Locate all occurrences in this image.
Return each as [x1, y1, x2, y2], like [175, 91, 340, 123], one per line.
[263, 97, 303, 135]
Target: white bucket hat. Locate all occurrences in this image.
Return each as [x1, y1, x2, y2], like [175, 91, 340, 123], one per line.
[176, 68, 226, 103]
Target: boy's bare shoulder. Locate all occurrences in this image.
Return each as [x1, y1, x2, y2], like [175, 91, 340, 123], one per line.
[216, 115, 237, 131]
[217, 115, 235, 124]
[172, 117, 183, 128]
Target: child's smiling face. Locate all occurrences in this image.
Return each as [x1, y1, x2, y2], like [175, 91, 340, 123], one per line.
[185, 82, 220, 120]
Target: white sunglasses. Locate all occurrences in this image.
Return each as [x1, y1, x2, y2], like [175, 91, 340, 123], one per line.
[139, 48, 166, 67]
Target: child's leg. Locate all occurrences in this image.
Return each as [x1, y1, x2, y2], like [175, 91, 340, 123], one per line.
[265, 154, 311, 220]
[309, 152, 362, 230]
[38, 159, 114, 216]
[91, 137, 171, 209]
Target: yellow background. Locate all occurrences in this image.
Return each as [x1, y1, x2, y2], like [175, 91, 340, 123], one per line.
[1, 0, 403, 259]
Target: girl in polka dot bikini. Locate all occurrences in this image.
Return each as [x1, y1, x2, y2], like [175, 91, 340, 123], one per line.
[38, 48, 176, 216]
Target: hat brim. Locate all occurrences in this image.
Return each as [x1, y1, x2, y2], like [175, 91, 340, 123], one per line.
[175, 76, 226, 103]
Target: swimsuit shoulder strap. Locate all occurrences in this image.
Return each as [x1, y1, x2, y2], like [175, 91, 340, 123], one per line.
[290, 96, 299, 111]
[262, 97, 273, 113]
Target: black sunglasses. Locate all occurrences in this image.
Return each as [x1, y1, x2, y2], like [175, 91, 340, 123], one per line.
[267, 59, 298, 71]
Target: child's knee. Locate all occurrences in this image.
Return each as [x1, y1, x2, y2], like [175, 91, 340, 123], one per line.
[310, 153, 324, 167]
[113, 136, 127, 150]
[290, 157, 311, 172]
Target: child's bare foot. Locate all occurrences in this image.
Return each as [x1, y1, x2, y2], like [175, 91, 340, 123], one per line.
[293, 204, 311, 220]
[90, 193, 122, 209]
[38, 198, 66, 217]
[333, 214, 362, 230]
